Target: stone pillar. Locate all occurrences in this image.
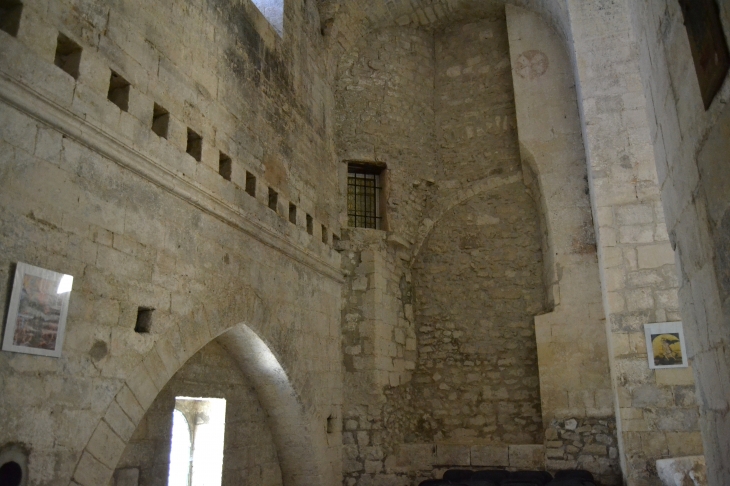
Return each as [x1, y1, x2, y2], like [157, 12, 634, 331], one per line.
[506, 6, 618, 483]
[565, 0, 703, 483]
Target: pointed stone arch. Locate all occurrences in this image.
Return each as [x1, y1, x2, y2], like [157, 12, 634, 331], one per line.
[70, 289, 330, 486]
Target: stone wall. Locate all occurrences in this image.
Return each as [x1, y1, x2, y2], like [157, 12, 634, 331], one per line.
[505, 7, 618, 482]
[335, 26, 436, 240]
[545, 417, 620, 485]
[340, 231, 415, 485]
[410, 183, 545, 445]
[0, 0, 343, 484]
[434, 17, 521, 188]
[629, 0, 730, 484]
[564, 1, 704, 483]
[115, 340, 283, 486]
[336, 13, 549, 486]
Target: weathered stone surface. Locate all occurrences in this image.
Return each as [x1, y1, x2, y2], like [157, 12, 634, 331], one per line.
[1, 0, 727, 485]
[656, 456, 707, 486]
[434, 445, 470, 466]
[115, 341, 283, 486]
[545, 418, 621, 485]
[508, 444, 544, 469]
[470, 445, 509, 467]
[112, 468, 139, 486]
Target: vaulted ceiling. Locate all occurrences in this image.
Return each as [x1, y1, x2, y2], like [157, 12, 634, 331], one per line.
[318, 0, 506, 32]
[317, 0, 571, 54]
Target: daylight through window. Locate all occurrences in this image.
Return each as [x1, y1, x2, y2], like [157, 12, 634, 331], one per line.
[168, 397, 227, 486]
[251, 0, 284, 36]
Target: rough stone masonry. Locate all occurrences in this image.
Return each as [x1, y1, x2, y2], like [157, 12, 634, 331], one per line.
[0, 0, 728, 485]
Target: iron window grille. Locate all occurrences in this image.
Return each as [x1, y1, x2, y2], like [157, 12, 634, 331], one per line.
[347, 164, 383, 229]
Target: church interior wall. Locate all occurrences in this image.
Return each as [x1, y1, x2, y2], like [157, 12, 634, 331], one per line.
[506, 7, 620, 484]
[629, 0, 730, 483]
[564, 0, 705, 483]
[115, 340, 283, 486]
[0, 0, 728, 485]
[0, 0, 344, 484]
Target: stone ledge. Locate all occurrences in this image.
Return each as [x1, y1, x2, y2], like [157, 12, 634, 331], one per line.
[0, 72, 344, 283]
[398, 443, 545, 470]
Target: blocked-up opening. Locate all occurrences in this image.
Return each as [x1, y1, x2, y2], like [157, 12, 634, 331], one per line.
[151, 103, 170, 139]
[168, 397, 226, 486]
[219, 153, 232, 181]
[186, 129, 203, 162]
[134, 307, 154, 333]
[251, 0, 284, 36]
[0, 461, 22, 486]
[321, 225, 328, 244]
[306, 214, 313, 235]
[107, 71, 131, 112]
[0, 0, 23, 37]
[54, 33, 82, 79]
[268, 187, 278, 212]
[289, 203, 297, 224]
[245, 172, 256, 197]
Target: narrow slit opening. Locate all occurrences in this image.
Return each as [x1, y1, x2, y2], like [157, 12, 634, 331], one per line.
[54, 33, 82, 79]
[186, 129, 203, 162]
[0, 1, 23, 37]
[268, 188, 278, 212]
[107, 71, 131, 112]
[151, 103, 170, 139]
[245, 172, 256, 197]
[289, 203, 297, 224]
[219, 153, 232, 181]
[135, 307, 154, 334]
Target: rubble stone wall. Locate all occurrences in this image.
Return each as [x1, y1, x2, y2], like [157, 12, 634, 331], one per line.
[410, 183, 545, 445]
[336, 14, 549, 486]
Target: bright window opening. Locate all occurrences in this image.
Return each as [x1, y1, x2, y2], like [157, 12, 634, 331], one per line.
[251, 0, 283, 36]
[168, 397, 227, 486]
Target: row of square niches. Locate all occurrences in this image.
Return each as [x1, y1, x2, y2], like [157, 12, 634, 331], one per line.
[31, 23, 339, 247]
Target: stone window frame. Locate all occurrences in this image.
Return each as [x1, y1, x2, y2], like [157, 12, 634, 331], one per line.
[346, 162, 387, 230]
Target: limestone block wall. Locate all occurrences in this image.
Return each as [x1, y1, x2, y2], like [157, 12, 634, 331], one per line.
[434, 17, 521, 188]
[335, 27, 436, 241]
[115, 340, 283, 486]
[628, 0, 730, 484]
[564, 0, 704, 483]
[0, 0, 344, 484]
[505, 6, 619, 483]
[339, 231, 416, 485]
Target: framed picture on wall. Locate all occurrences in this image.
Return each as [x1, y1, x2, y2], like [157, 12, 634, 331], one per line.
[2, 263, 73, 358]
[644, 321, 688, 369]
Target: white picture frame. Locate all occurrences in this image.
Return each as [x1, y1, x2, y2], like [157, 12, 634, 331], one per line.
[644, 321, 688, 369]
[2, 262, 73, 358]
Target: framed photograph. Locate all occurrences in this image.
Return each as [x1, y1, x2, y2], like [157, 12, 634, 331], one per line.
[644, 322, 688, 369]
[2, 263, 73, 358]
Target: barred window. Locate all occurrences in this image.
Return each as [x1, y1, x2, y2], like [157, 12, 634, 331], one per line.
[347, 163, 385, 229]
